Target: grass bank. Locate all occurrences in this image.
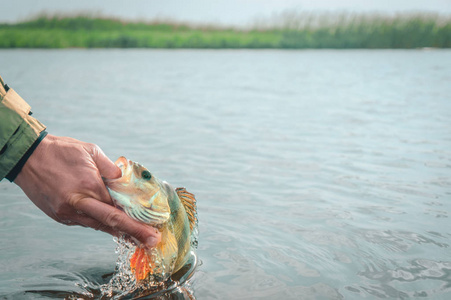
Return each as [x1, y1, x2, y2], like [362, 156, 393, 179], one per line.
[0, 13, 450, 49]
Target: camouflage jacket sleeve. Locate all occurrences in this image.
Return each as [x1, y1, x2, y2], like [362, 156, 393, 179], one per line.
[0, 75, 46, 180]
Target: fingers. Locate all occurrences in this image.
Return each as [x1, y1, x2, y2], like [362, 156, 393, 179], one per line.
[58, 136, 121, 180]
[89, 145, 122, 180]
[70, 213, 118, 237]
[66, 213, 146, 247]
[74, 198, 161, 248]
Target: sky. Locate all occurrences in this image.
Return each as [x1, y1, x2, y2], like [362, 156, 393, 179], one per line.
[1, 0, 451, 25]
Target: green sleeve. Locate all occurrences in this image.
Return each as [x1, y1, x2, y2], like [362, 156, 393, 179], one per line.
[0, 75, 46, 180]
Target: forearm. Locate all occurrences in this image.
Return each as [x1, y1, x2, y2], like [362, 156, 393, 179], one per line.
[1, 76, 160, 248]
[0, 75, 46, 181]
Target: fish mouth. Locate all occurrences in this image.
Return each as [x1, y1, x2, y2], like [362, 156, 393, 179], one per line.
[115, 156, 131, 178]
[104, 156, 132, 186]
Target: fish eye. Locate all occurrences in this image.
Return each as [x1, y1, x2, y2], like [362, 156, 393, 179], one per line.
[141, 170, 152, 180]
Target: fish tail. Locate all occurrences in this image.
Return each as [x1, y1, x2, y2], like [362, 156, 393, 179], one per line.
[130, 247, 154, 281]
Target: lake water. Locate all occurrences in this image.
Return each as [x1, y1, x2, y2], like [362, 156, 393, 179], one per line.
[0, 49, 450, 299]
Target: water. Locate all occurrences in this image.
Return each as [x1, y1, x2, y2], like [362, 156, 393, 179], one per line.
[0, 49, 450, 299]
[100, 237, 198, 299]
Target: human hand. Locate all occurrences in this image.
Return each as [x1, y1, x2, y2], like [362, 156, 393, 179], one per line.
[14, 134, 161, 249]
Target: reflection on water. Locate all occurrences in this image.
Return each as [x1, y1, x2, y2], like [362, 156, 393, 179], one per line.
[0, 49, 450, 299]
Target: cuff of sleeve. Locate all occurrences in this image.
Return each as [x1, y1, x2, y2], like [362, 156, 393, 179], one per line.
[0, 79, 46, 180]
[5, 130, 48, 182]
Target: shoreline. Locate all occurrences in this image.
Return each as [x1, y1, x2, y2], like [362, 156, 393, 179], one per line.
[1, 14, 450, 49]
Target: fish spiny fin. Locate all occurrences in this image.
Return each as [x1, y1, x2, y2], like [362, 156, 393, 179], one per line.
[176, 187, 198, 231]
[130, 247, 154, 281]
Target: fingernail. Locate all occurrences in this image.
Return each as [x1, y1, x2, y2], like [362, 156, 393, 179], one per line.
[145, 236, 159, 248]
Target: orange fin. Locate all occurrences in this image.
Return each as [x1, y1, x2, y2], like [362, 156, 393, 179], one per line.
[176, 187, 198, 231]
[130, 247, 154, 281]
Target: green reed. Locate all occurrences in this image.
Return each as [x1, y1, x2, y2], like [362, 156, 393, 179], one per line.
[0, 13, 450, 48]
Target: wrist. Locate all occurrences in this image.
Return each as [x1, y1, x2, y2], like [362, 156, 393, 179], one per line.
[7, 131, 48, 182]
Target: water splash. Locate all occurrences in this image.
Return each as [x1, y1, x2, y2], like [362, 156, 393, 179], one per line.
[100, 236, 135, 298]
[100, 236, 198, 299]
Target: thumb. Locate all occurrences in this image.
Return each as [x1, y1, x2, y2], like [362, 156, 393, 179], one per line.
[89, 145, 121, 179]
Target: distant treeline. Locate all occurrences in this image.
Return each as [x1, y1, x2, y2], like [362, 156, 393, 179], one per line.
[0, 13, 450, 49]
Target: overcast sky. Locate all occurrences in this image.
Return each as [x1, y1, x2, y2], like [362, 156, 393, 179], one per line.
[2, 0, 451, 25]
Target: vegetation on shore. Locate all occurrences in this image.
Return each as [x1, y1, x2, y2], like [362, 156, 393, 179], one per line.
[0, 13, 450, 49]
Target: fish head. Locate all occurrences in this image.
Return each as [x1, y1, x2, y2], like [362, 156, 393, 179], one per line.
[104, 156, 170, 225]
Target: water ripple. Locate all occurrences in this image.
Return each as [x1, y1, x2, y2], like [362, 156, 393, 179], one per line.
[1, 49, 451, 299]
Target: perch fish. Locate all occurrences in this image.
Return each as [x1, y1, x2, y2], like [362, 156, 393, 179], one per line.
[104, 156, 198, 282]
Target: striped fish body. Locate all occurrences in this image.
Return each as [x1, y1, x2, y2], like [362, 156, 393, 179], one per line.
[160, 182, 194, 273]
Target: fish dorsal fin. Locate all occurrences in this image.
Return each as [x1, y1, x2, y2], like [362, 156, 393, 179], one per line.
[175, 187, 197, 231]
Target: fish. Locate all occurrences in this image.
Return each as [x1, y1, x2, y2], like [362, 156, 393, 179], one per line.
[104, 156, 198, 282]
